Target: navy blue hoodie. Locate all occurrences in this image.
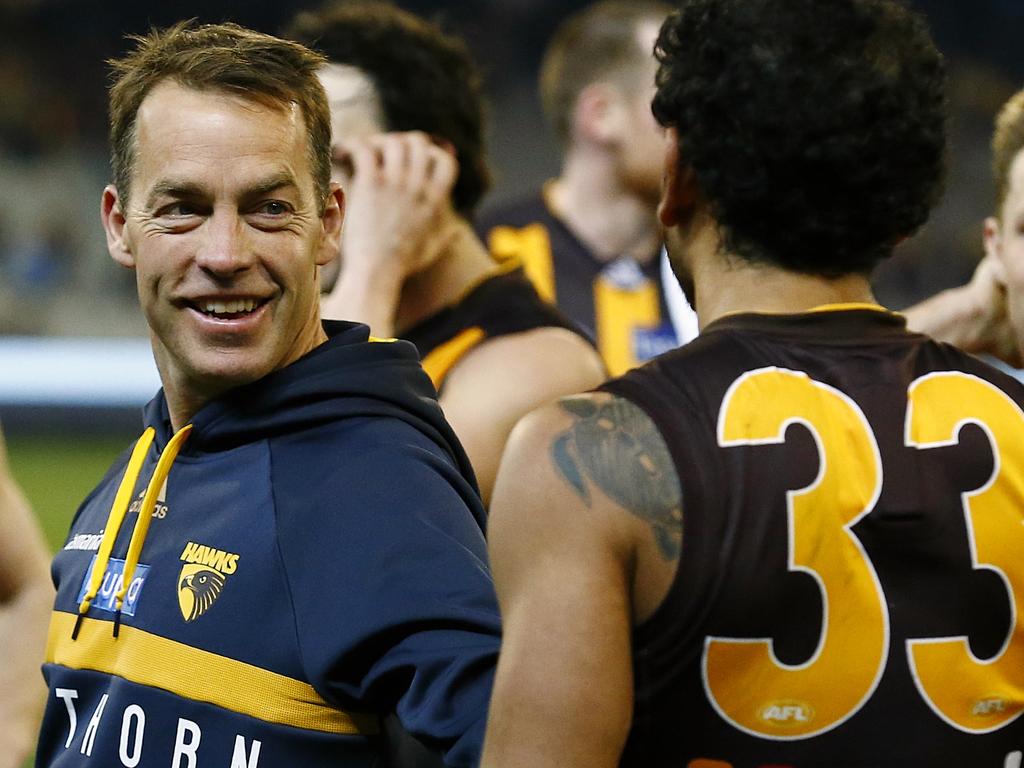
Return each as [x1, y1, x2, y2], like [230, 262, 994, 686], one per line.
[39, 321, 499, 767]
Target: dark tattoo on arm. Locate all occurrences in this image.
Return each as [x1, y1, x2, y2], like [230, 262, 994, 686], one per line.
[551, 396, 683, 561]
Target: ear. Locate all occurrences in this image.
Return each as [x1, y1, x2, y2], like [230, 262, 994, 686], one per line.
[102, 185, 135, 268]
[657, 127, 697, 228]
[572, 82, 625, 145]
[316, 182, 345, 267]
[983, 216, 1002, 266]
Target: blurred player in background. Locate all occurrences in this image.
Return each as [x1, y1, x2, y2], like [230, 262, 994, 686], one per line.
[477, 0, 682, 377]
[0, 424, 51, 768]
[973, 88, 1024, 364]
[288, 1, 605, 503]
[483, 0, 1024, 765]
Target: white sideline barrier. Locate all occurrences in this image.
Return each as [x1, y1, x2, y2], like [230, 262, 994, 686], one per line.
[0, 337, 160, 407]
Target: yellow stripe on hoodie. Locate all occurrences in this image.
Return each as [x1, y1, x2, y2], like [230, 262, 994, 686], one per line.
[47, 612, 379, 735]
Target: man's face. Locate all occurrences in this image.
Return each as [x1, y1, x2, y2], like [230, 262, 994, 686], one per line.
[617, 19, 665, 205]
[103, 80, 340, 406]
[987, 149, 1024, 342]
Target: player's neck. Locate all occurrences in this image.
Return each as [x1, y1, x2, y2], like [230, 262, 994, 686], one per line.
[395, 220, 495, 334]
[695, 254, 877, 329]
[549, 150, 661, 264]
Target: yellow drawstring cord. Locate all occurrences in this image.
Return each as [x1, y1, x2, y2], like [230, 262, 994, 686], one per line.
[112, 424, 192, 636]
[72, 428, 155, 639]
[71, 424, 192, 640]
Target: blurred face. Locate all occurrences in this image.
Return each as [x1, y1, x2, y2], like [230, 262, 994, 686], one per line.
[986, 148, 1024, 338]
[658, 126, 723, 313]
[318, 64, 386, 284]
[102, 81, 342, 415]
[320, 63, 386, 183]
[617, 19, 664, 205]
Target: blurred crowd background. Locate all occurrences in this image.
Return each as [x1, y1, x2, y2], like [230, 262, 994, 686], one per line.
[0, 0, 1023, 338]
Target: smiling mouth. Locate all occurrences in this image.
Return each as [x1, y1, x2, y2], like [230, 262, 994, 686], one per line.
[191, 298, 269, 320]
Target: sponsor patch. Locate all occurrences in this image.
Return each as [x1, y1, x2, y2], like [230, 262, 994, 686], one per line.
[76, 556, 150, 617]
[64, 532, 104, 552]
[633, 322, 679, 362]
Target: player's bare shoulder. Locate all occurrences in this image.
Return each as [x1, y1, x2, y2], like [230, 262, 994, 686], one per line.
[443, 325, 606, 404]
[491, 391, 682, 625]
[549, 393, 682, 563]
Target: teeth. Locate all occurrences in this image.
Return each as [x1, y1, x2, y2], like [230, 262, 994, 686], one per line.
[201, 299, 258, 315]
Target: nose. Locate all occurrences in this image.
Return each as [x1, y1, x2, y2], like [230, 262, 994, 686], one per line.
[194, 208, 254, 276]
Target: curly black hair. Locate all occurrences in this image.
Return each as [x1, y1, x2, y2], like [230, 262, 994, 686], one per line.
[652, 0, 947, 277]
[284, 1, 490, 217]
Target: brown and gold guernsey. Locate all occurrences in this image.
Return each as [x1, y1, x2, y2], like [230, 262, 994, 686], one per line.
[602, 306, 1024, 768]
[401, 264, 591, 391]
[476, 190, 678, 377]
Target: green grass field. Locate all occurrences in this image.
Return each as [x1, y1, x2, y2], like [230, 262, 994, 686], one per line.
[8, 433, 136, 552]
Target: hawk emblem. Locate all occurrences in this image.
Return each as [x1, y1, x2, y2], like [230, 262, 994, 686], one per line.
[177, 564, 226, 621]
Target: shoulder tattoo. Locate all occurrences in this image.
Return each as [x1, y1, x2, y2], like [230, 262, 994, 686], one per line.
[551, 396, 683, 561]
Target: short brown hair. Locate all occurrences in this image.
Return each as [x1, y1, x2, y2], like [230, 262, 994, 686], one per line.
[108, 21, 332, 210]
[540, 0, 672, 144]
[992, 89, 1024, 215]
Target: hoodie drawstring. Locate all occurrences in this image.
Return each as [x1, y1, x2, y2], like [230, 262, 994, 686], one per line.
[72, 424, 193, 640]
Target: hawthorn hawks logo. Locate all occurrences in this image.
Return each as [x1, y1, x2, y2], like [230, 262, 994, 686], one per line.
[177, 542, 240, 622]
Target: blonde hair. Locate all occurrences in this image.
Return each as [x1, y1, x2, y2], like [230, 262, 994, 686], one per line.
[992, 89, 1024, 214]
[540, 0, 671, 143]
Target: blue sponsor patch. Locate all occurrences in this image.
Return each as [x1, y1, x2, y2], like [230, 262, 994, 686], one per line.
[76, 556, 150, 617]
[633, 322, 679, 363]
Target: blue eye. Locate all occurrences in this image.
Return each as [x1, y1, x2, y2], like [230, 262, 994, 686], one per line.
[260, 201, 290, 216]
[165, 203, 198, 217]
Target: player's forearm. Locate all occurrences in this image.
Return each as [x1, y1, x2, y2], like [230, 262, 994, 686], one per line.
[0, 572, 52, 768]
[903, 284, 996, 353]
[0, 461, 55, 766]
[320, 261, 403, 338]
[481, 658, 629, 768]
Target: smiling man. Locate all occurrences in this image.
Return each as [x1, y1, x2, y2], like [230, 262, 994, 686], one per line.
[37, 22, 500, 768]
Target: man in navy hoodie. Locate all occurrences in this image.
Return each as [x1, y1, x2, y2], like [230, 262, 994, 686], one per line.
[37, 21, 499, 768]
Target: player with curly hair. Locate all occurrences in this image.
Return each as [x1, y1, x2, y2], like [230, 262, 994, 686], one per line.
[482, 1, 1024, 765]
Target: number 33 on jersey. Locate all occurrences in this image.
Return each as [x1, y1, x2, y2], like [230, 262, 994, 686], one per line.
[706, 367, 1024, 739]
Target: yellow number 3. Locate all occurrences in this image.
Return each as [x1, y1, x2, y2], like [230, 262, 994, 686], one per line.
[704, 368, 1024, 740]
[907, 372, 1024, 732]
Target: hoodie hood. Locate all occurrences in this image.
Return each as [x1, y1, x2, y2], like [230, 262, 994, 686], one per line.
[142, 320, 478, 493]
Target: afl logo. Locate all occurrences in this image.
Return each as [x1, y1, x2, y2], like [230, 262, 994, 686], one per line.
[758, 700, 815, 728]
[176, 541, 241, 622]
[972, 697, 1008, 716]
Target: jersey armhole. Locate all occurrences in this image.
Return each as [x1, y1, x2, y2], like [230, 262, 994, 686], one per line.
[599, 377, 718, 643]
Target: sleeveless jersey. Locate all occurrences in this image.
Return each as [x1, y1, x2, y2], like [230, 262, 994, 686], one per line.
[477, 190, 678, 376]
[401, 264, 590, 391]
[601, 306, 1024, 768]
